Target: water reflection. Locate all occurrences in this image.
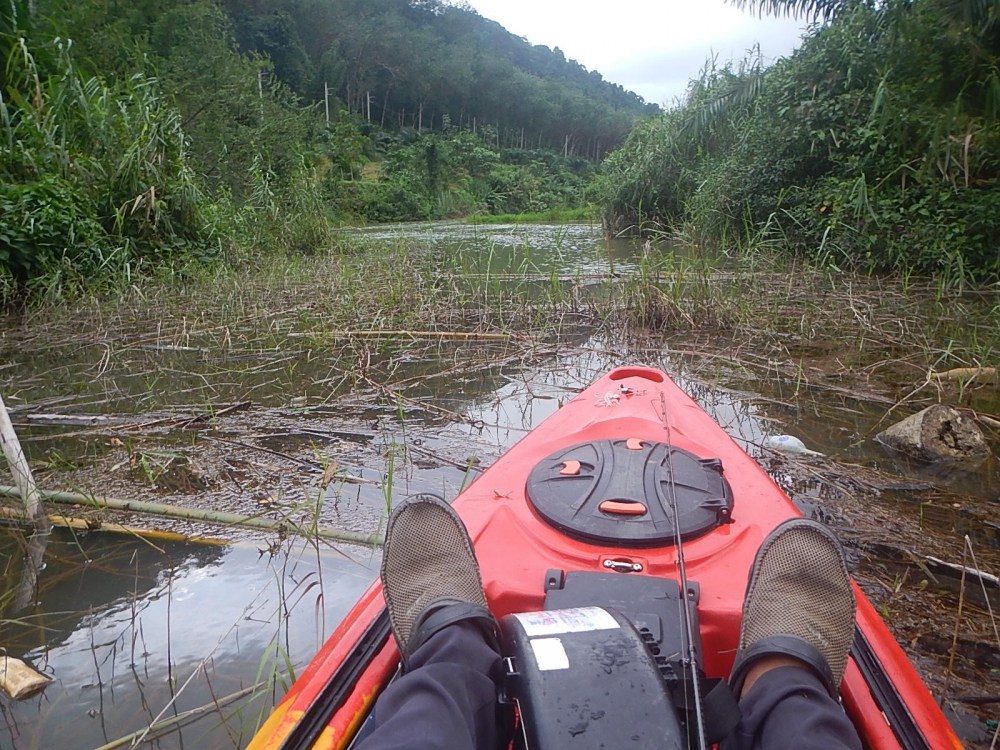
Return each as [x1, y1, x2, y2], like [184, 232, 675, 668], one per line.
[6, 531, 48, 614]
[354, 220, 645, 277]
[0, 527, 377, 750]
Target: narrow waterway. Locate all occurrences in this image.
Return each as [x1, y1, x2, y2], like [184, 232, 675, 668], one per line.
[1, 221, 998, 748]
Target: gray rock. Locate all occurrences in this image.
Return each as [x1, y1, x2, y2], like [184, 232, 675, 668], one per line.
[875, 404, 992, 463]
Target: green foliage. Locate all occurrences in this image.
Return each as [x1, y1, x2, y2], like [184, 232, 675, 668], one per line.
[727, 0, 852, 22]
[47, 0, 321, 203]
[233, 153, 338, 254]
[598, 0, 1000, 282]
[341, 129, 595, 223]
[1, 18, 215, 297]
[3, 0, 632, 298]
[0, 177, 103, 280]
[466, 206, 596, 224]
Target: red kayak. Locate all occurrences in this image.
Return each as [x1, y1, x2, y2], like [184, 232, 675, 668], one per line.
[248, 366, 961, 750]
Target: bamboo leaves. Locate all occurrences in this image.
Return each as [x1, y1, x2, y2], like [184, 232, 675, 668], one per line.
[599, 0, 1000, 283]
[1, 15, 211, 295]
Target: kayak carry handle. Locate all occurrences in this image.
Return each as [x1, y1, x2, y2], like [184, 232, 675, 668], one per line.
[559, 460, 581, 476]
[599, 499, 648, 516]
[608, 366, 665, 383]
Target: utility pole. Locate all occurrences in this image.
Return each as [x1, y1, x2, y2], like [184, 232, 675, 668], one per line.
[324, 82, 330, 125]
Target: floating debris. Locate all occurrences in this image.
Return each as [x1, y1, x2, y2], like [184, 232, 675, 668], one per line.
[0, 655, 50, 700]
[763, 435, 824, 457]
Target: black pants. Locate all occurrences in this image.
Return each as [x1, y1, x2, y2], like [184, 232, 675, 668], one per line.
[356, 623, 863, 750]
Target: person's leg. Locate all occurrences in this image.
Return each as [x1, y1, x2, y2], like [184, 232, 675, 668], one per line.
[725, 518, 862, 750]
[356, 620, 502, 750]
[355, 494, 504, 750]
[727, 666, 862, 750]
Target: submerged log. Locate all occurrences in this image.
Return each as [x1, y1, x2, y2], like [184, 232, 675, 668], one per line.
[875, 404, 992, 463]
[0, 655, 50, 699]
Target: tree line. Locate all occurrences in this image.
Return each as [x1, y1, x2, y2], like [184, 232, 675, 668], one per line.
[215, 0, 656, 160]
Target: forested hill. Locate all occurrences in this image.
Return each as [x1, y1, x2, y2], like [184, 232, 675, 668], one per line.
[50, 0, 655, 160]
[218, 0, 657, 159]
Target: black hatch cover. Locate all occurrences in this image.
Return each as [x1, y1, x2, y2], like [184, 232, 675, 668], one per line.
[526, 438, 733, 546]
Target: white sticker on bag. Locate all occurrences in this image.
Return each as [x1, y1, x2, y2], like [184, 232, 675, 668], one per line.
[514, 606, 619, 636]
[530, 638, 570, 671]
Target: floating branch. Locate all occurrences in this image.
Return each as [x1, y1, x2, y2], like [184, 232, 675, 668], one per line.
[931, 367, 997, 384]
[90, 680, 268, 750]
[286, 329, 512, 340]
[0, 486, 382, 547]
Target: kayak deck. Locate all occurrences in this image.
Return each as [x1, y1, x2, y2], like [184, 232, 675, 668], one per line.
[249, 366, 961, 750]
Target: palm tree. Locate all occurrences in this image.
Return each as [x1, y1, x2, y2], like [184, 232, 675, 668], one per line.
[727, 0, 854, 21]
[729, 0, 1000, 31]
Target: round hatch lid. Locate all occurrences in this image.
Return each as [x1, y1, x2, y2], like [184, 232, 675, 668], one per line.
[526, 438, 733, 546]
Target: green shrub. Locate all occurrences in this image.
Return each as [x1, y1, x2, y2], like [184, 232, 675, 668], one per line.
[595, 0, 1000, 282]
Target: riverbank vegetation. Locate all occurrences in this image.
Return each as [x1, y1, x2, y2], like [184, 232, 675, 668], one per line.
[6, 0, 1000, 302]
[1, 0, 642, 301]
[595, 0, 1000, 284]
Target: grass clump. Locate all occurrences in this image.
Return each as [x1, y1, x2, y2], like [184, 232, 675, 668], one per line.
[599, 237, 1000, 386]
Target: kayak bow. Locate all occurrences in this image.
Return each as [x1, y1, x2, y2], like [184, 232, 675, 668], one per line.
[248, 366, 962, 750]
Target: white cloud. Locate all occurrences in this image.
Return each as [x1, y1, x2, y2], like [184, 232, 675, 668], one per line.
[462, 0, 806, 106]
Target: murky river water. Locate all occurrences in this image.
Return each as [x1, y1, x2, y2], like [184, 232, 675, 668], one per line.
[1, 221, 998, 748]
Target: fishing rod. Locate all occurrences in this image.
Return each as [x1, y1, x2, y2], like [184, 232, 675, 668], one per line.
[660, 391, 709, 750]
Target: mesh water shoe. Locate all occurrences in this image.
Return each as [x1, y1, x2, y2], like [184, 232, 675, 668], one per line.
[730, 518, 856, 698]
[380, 493, 497, 664]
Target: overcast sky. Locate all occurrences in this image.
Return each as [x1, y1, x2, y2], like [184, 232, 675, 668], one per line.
[462, 1, 807, 107]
